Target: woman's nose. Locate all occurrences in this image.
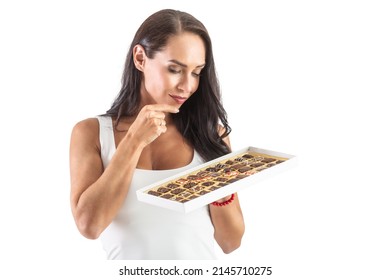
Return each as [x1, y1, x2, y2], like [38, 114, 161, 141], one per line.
[177, 75, 194, 94]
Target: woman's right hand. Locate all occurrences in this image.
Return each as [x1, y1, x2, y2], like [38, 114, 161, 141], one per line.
[127, 104, 179, 147]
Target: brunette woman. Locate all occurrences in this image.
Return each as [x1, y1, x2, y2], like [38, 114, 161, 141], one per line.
[69, 9, 244, 260]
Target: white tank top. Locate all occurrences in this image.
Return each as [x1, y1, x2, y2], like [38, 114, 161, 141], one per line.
[96, 116, 216, 260]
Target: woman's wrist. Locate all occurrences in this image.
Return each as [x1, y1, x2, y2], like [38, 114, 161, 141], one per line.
[122, 130, 147, 151]
[211, 193, 235, 207]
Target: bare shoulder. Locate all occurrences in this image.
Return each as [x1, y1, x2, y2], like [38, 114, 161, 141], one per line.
[70, 118, 100, 151]
[72, 118, 99, 134]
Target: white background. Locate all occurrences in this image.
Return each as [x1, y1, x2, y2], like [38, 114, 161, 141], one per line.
[0, 0, 389, 279]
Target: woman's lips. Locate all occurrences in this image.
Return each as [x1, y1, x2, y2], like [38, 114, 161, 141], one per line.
[169, 94, 187, 105]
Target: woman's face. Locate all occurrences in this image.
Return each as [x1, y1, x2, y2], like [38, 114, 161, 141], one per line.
[139, 32, 206, 108]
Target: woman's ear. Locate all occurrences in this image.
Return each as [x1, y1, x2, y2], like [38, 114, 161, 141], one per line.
[133, 44, 146, 71]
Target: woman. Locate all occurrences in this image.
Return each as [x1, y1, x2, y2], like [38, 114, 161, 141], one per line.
[69, 9, 245, 260]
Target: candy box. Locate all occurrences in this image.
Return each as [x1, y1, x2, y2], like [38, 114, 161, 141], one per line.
[136, 146, 297, 213]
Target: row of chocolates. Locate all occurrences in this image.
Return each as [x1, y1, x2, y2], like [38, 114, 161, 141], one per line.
[146, 152, 286, 202]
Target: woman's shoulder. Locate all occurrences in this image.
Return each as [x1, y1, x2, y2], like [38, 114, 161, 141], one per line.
[71, 117, 101, 147]
[72, 117, 99, 134]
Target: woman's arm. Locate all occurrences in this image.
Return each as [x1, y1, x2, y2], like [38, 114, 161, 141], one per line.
[209, 132, 245, 254]
[210, 192, 245, 253]
[69, 104, 178, 239]
[69, 118, 144, 239]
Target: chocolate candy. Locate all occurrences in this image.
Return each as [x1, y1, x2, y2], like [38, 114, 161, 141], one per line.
[215, 177, 228, 182]
[176, 178, 188, 184]
[231, 163, 246, 170]
[148, 190, 161, 196]
[250, 163, 264, 168]
[261, 158, 275, 163]
[183, 182, 198, 189]
[238, 166, 252, 173]
[166, 183, 180, 189]
[157, 187, 170, 193]
[171, 188, 185, 195]
[145, 152, 286, 203]
[242, 154, 254, 159]
[206, 167, 222, 172]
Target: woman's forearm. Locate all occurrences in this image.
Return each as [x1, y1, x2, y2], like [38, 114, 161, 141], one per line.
[209, 193, 245, 253]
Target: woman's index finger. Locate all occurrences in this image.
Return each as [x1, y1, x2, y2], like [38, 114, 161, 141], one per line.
[146, 104, 180, 113]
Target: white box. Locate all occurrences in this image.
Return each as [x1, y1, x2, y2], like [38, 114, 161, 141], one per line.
[136, 146, 297, 213]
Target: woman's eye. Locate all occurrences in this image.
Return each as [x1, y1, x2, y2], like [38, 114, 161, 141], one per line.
[168, 66, 201, 78]
[168, 67, 181, 74]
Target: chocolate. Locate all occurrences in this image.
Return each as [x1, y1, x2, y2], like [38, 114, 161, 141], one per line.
[145, 151, 287, 203]
[177, 191, 193, 198]
[175, 178, 188, 184]
[183, 182, 198, 189]
[247, 156, 264, 163]
[242, 154, 254, 159]
[171, 188, 185, 195]
[148, 190, 161, 196]
[197, 171, 210, 177]
[206, 167, 221, 172]
[190, 185, 205, 192]
[223, 170, 239, 177]
[199, 190, 210, 195]
[166, 183, 180, 189]
[215, 163, 228, 168]
[157, 187, 170, 193]
[250, 163, 264, 168]
[231, 164, 246, 170]
[215, 177, 228, 182]
[187, 175, 199, 180]
[238, 166, 252, 173]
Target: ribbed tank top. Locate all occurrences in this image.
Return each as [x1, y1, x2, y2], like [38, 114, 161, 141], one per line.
[96, 116, 216, 260]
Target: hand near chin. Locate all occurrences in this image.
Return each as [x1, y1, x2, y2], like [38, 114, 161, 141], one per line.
[128, 104, 179, 146]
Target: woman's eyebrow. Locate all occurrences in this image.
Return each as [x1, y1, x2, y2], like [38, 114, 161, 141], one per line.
[169, 59, 205, 68]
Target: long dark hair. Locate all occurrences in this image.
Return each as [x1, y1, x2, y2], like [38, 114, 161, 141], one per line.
[106, 9, 231, 161]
